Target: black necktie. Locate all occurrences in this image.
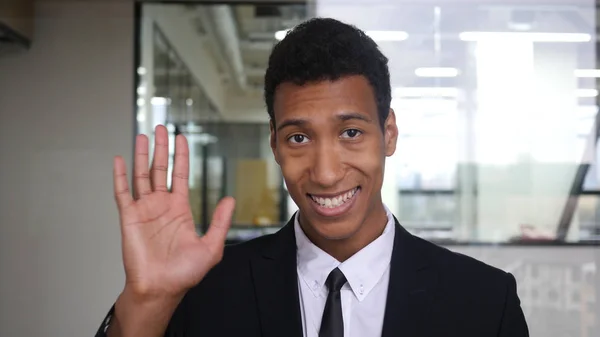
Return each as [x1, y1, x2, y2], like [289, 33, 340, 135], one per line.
[319, 267, 347, 337]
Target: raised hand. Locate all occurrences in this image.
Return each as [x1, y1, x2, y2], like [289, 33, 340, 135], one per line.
[112, 125, 235, 300]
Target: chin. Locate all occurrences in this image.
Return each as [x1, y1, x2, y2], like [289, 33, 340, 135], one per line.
[315, 225, 360, 241]
[300, 215, 357, 238]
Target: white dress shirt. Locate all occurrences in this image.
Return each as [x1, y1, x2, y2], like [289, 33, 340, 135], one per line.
[294, 205, 396, 337]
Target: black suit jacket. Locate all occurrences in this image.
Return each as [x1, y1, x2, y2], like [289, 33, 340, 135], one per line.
[96, 217, 529, 337]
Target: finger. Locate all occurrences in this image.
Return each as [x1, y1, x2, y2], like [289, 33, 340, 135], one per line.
[133, 134, 152, 199]
[171, 134, 190, 197]
[151, 125, 169, 192]
[113, 156, 134, 210]
[204, 197, 236, 251]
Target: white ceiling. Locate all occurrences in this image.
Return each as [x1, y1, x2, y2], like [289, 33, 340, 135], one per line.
[147, 1, 596, 123]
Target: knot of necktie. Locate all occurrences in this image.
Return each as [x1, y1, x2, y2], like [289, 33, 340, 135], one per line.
[325, 267, 347, 292]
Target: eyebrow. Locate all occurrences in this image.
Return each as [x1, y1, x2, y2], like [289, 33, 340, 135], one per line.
[276, 118, 307, 132]
[276, 112, 372, 132]
[337, 112, 372, 123]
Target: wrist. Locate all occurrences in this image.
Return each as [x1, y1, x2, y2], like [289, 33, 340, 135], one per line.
[111, 287, 183, 337]
[120, 283, 185, 308]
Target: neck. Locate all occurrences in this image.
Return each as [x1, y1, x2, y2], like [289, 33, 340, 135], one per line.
[300, 202, 388, 262]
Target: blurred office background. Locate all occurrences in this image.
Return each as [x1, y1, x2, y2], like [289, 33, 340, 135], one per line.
[0, 0, 598, 336]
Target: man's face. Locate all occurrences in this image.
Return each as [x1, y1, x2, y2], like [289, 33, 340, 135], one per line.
[270, 75, 398, 240]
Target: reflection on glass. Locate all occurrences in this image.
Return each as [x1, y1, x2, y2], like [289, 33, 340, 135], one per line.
[137, 2, 600, 243]
[575, 195, 600, 241]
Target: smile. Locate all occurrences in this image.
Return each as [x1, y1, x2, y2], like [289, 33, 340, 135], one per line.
[306, 187, 361, 218]
[309, 187, 359, 208]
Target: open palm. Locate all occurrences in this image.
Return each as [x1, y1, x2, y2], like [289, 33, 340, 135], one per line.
[113, 125, 235, 299]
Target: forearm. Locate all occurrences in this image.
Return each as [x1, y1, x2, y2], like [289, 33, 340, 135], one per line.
[106, 288, 183, 337]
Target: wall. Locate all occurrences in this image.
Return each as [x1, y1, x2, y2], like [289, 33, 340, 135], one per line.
[0, 1, 133, 336]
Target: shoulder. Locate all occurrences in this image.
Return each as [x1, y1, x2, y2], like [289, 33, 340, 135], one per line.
[220, 232, 279, 265]
[403, 234, 527, 334]
[170, 232, 281, 333]
[409, 234, 513, 296]
[196, 230, 283, 286]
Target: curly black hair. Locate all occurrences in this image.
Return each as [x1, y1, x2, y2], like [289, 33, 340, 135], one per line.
[264, 17, 391, 128]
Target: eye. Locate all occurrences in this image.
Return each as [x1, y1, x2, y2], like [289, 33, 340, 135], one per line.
[288, 134, 309, 144]
[341, 129, 362, 139]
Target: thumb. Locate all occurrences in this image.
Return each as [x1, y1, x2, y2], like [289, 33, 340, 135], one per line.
[204, 196, 236, 250]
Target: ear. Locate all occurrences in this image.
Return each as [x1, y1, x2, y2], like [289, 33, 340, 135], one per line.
[270, 120, 280, 165]
[383, 108, 398, 157]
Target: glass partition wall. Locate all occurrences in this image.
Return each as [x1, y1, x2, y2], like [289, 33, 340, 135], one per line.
[137, 8, 286, 239]
[136, 1, 600, 244]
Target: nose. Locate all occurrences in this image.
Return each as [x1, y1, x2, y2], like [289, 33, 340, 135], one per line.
[310, 142, 344, 188]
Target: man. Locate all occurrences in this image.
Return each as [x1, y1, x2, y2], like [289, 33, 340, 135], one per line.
[96, 18, 529, 337]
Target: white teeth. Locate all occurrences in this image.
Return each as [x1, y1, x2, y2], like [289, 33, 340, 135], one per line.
[310, 188, 358, 208]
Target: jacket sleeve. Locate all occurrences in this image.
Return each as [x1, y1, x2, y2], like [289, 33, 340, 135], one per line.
[93, 302, 186, 337]
[94, 305, 115, 337]
[497, 273, 529, 337]
[93, 265, 226, 337]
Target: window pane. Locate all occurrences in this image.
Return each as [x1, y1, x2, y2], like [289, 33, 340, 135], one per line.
[138, 2, 600, 244]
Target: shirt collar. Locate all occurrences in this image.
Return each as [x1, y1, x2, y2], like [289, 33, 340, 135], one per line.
[294, 205, 396, 301]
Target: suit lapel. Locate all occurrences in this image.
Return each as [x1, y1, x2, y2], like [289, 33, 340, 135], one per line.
[381, 218, 437, 337]
[251, 219, 303, 337]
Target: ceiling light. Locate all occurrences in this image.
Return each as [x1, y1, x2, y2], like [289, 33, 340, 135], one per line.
[274, 29, 288, 40]
[151, 97, 168, 105]
[365, 30, 409, 41]
[183, 123, 203, 133]
[391, 98, 458, 111]
[274, 29, 408, 42]
[459, 32, 591, 43]
[190, 133, 218, 145]
[575, 69, 600, 78]
[394, 87, 459, 98]
[415, 67, 459, 77]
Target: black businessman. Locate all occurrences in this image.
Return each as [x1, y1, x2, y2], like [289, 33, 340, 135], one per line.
[96, 18, 529, 337]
